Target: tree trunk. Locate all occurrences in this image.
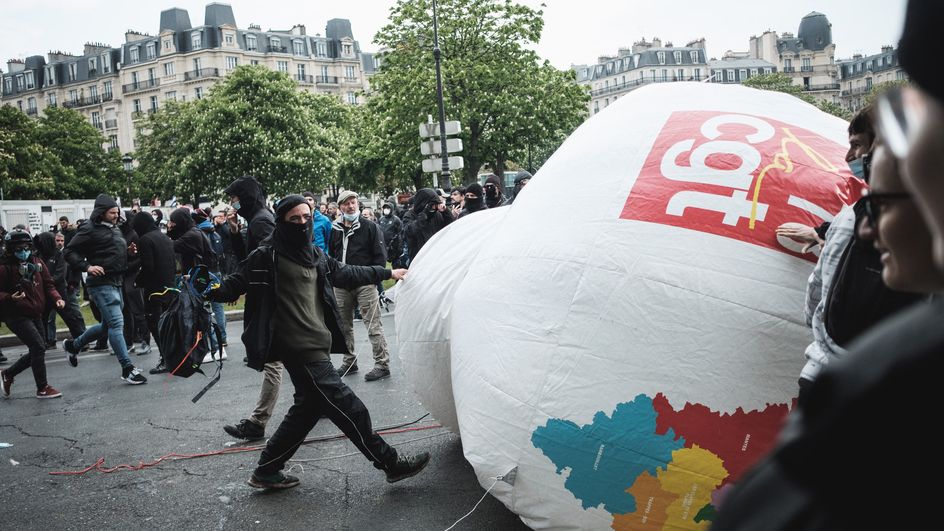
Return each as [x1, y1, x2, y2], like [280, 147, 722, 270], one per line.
[464, 121, 481, 185]
[411, 167, 424, 190]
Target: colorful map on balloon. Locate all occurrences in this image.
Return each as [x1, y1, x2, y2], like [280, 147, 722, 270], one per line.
[532, 393, 789, 529]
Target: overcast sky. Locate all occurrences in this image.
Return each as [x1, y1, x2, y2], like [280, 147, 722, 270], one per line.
[1, 0, 907, 72]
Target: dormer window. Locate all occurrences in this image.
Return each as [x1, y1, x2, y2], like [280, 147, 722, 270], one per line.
[46, 67, 56, 85]
[225, 34, 234, 45]
[246, 34, 257, 51]
[674, 51, 682, 64]
[192, 32, 202, 50]
[69, 62, 77, 81]
[164, 39, 171, 49]
[130, 46, 140, 63]
[24, 72, 34, 90]
[102, 53, 111, 73]
[690, 50, 698, 63]
[316, 41, 327, 57]
[293, 40, 305, 55]
[343, 43, 352, 55]
[146, 41, 156, 60]
[657, 51, 666, 65]
[88, 57, 97, 75]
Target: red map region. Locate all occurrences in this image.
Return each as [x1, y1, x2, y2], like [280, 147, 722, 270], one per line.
[652, 393, 789, 485]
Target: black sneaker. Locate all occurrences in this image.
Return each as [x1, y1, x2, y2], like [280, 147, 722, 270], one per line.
[121, 366, 147, 385]
[247, 471, 300, 490]
[46, 341, 57, 350]
[364, 367, 390, 382]
[224, 419, 265, 440]
[1, 370, 12, 398]
[64, 339, 79, 367]
[337, 363, 359, 377]
[148, 361, 168, 375]
[385, 452, 431, 483]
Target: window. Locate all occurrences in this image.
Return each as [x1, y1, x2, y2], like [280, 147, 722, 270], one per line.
[24, 72, 34, 89]
[604, 97, 609, 107]
[91, 111, 101, 127]
[750, 68, 758, 77]
[321, 65, 329, 79]
[102, 53, 111, 73]
[163, 39, 171, 50]
[593, 101, 599, 114]
[346, 92, 357, 104]
[45, 66, 55, 86]
[148, 68, 156, 81]
[130, 46, 140, 63]
[764, 67, 773, 74]
[193, 58, 202, 72]
[739, 69, 747, 80]
[693, 68, 701, 80]
[146, 42, 156, 60]
[16, 75, 24, 91]
[226, 56, 238, 70]
[16, 101, 22, 111]
[277, 61, 288, 73]
[674, 51, 682, 64]
[270, 37, 281, 51]
[657, 51, 666, 65]
[47, 92, 57, 106]
[149, 95, 158, 111]
[690, 50, 698, 63]
[246, 34, 257, 51]
[192, 32, 202, 50]
[297, 64, 306, 79]
[88, 57, 97, 74]
[316, 41, 327, 57]
[103, 81, 113, 97]
[133, 98, 141, 112]
[194, 87, 203, 99]
[677, 69, 684, 80]
[225, 34, 234, 45]
[164, 62, 175, 76]
[866, 60, 873, 71]
[604, 80, 609, 89]
[166, 91, 176, 101]
[802, 58, 812, 72]
[661, 69, 668, 81]
[784, 58, 792, 70]
[109, 135, 118, 149]
[342, 43, 352, 55]
[89, 85, 98, 99]
[69, 63, 77, 81]
[726, 69, 735, 82]
[293, 40, 305, 55]
[27, 97, 36, 112]
[251, 59, 259, 66]
[3, 77, 10, 94]
[131, 71, 139, 87]
[345, 65, 355, 79]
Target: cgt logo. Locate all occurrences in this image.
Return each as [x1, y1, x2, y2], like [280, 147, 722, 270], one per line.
[620, 111, 867, 260]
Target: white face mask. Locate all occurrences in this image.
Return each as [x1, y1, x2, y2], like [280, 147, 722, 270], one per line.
[342, 212, 359, 222]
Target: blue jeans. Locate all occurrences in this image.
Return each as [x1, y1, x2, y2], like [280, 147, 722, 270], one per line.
[211, 301, 227, 343]
[73, 284, 132, 368]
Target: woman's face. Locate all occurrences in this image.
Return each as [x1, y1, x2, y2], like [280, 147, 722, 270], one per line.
[859, 144, 944, 292]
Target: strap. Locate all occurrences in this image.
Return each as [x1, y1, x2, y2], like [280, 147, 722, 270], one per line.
[191, 320, 225, 403]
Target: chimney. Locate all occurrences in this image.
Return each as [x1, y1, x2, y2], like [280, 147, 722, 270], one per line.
[652, 37, 662, 48]
[617, 47, 632, 57]
[291, 24, 306, 36]
[6, 59, 25, 73]
[881, 45, 893, 53]
[125, 30, 150, 43]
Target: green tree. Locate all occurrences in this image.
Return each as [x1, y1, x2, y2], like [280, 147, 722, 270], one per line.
[136, 65, 349, 202]
[743, 73, 851, 120]
[0, 106, 60, 199]
[35, 106, 123, 199]
[371, 0, 588, 186]
[865, 79, 909, 107]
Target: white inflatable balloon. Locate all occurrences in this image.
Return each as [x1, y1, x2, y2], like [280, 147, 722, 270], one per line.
[397, 82, 865, 530]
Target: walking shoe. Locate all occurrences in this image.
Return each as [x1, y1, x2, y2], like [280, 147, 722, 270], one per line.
[148, 361, 168, 375]
[136, 342, 152, 356]
[222, 341, 228, 347]
[121, 366, 147, 385]
[46, 341, 57, 350]
[364, 367, 390, 382]
[1, 370, 12, 398]
[223, 419, 265, 440]
[385, 451, 431, 483]
[64, 339, 79, 367]
[247, 471, 300, 490]
[202, 347, 227, 364]
[36, 385, 62, 399]
[337, 363, 359, 377]
[127, 344, 137, 355]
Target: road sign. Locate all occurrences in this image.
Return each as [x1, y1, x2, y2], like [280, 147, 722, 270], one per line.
[419, 121, 461, 138]
[422, 156, 464, 173]
[420, 138, 463, 156]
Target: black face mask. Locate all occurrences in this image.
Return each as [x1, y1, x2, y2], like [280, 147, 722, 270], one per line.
[272, 220, 315, 268]
[485, 186, 499, 199]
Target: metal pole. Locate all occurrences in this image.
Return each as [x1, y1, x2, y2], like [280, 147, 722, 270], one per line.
[432, 0, 452, 190]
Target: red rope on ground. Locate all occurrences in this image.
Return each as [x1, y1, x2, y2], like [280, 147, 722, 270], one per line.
[48, 422, 444, 476]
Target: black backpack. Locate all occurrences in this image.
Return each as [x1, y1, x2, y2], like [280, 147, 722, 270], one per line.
[824, 200, 923, 347]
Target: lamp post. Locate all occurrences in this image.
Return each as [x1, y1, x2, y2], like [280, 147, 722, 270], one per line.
[121, 154, 133, 204]
[431, 0, 452, 191]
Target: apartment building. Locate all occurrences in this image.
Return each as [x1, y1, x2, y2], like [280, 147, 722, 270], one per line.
[838, 46, 907, 112]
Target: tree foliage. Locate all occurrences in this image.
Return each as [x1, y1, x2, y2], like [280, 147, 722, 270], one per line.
[136, 65, 350, 202]
[743, 73, 851, 120]
[0, 105, 119, 200]
[369, 0, 589, 186]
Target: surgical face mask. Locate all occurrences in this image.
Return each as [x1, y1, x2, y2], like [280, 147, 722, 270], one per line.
[14, 249, 31, 261]
[342, 212, 359, 222]
[382, 208, 391, 216]
[231, 201, 241, 211]
[848, 157, 865, 179]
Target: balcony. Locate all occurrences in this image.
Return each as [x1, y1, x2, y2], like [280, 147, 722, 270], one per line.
[589, 74, 706, 98]
[783, 66, 796, 73]
[804, 83, 840, 92]
[841, 86, 872, 97]
[63, 94, 103, 109]
[268, 45, 288, 54]
[316, 75, 339, 84]
[105, 119, 118, 129]
[800, 66, 813, 72]
[184, 68, 220, 81]
[26, 107, 38, 116]
[93, 121, 103, 130]
[343, 77, 360, 84]
[295, 74, 315, 85]
[122, 78, 160, 94]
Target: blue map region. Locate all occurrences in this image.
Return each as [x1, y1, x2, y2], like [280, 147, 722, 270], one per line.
[531, 394, 685, 515]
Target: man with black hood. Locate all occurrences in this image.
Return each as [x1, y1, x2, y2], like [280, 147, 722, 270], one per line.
[458, 182, 488, 218]
[224, 176, 275, 262]
[483, 173, 506, 208]
[403, 187, 453, 266]
[120, 211, 150, 356]
[130, 212, 176, 374]
[505, 170, 531, 206]
[35, 232, 85, 348]
[62, 194, 147, 385]
[167, 207, 216, 275]
[378, 200, 403, 265]
[208, 195, 430, 489]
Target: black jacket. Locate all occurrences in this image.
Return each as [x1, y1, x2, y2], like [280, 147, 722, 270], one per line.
[64, 194, 127, 287]
[329, 216, 387, 267]
[208, 244, 391, 371]
[378, 203, 403, 253]
[224, 176, 275, 261]
[131, 212, 175, 293]
[35, 232, 67, 297]
[403, 188, 453, 263]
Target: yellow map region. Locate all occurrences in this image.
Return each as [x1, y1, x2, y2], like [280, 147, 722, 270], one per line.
[612, 446, 727, 530]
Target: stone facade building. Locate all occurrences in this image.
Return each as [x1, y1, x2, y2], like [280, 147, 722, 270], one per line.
[837, 46, 906, 112]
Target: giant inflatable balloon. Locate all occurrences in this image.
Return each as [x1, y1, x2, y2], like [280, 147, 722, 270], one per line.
[396, 82, 865, 530]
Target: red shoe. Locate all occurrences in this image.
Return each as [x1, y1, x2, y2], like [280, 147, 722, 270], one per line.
[36, 384, 62, 399]
[1, 370, 11, 398]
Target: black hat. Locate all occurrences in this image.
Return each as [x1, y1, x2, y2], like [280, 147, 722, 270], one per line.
[4, 229, 32, 246]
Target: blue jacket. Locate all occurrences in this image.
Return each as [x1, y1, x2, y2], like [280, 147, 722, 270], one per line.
[311, 210, 333, 253]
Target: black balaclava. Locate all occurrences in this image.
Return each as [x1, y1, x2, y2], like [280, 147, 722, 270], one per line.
[132, 211, 158, 237]
[168, 207, 195, 240]
[464, 183, 487, 213]
[271, 194, 315, 268]
[35, 232, 58, 261]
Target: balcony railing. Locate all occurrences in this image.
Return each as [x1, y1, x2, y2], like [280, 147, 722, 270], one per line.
[295, 74, 315, 84]
[122, 78, 160, 94]
[268, 45, 288, 53]
[800, 66, 813, 72]
[93, 121, 103, 129]
[63, 94, 103, 109]
[343, 77, 359, 84]
[589, 74, 706, 98]
[316, 75, 339, 84]
[104, 119, 118, 129]
[804, 83, 840, 92]
[841, 86, 872, 97]
[26, 107, 38, 116]
[184, 68, 220, 81]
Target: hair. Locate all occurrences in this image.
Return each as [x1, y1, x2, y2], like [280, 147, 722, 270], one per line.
[301, 191, 315, 199]
[848, 104, 875, 140]
[59, 216, 69, 222]
[327, 202, 338, 208]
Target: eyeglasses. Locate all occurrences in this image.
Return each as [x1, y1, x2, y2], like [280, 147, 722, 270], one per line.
[863, 191, 912, 230]
[484, 184, 497, 189]
[877, 85, 927, 160]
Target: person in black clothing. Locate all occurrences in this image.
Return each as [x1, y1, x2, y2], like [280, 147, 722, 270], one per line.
[120, 211, 150, 356]
[131, 212, 176, 374]
[505, 170, 532, 206]
[208, 195, 429, 489]
[34, 232, 85, 348]
[483, 173, 506, 208]
[167, 207, 215, 274]
[378, 201, 402, 265]
[458, 183, 487, 218]
[223, 176, 275, 262]
[403, 188, 453, 266]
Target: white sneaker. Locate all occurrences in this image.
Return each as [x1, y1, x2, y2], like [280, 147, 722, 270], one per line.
[202, 347, 227, 364]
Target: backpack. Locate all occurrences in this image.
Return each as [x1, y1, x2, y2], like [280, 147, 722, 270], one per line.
[824, 200, 924, 347]
[156, 266, 224, 402]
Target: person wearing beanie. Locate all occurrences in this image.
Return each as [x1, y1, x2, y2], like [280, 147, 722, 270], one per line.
[483, 173, 506, 208]
[505, 170, 532, 206]
[402, 188, 454, 265]
[63, 194, 147, 385]
[459, 182, 488, 218]
[208, 194, 430, 489]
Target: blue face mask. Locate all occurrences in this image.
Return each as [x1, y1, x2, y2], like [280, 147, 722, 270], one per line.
[848, 157, 865, 179]
[342, 212, 359, 222]
[231, 201, 241, 211]
[14, 249, 31, 261]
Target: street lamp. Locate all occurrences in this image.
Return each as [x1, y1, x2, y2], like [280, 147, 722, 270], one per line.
[121, 154, 133, 203]
[431, 0, 452, 190]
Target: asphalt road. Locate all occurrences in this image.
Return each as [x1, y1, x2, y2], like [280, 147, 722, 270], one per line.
[0, 313, 530, 530]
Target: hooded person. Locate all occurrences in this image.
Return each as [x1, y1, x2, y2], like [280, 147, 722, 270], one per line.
[458, 182, 488, 218]
[194, 208, 228, 354]
[483, 173, 506, 208]
[131, 211, 177, 374]
[34, 231, 85, 347]
[209, 195, 431, 488]
[506, 170, 532, 206]
[403, 187, 454, 265]
[119, 210, 149, 355]
[223, 176, 275, 261]
[167, 207, 216, 275]
[1, 229, 65, 399]
[378, 200, 403, 264]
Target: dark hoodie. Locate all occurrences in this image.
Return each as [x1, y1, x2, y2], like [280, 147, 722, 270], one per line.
[131, 212, 175, 292]
[224, 176, 275, 261]
[378, 201, 402, 259]
[169, 208, 215, 274]
[35, 232, 67, 296]
[483, 174, 506, 208]
[64, 194, 128, 287]
[459, 182, 487, 218]
[403, 188, 453, 264]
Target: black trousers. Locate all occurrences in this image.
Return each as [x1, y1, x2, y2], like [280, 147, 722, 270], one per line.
[122, 286, 148, 346]
[43, 297, 86, 341]
[256, 360, 398, 475]
[5, 317, 48, 390]
[144, 290, 173, 361]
